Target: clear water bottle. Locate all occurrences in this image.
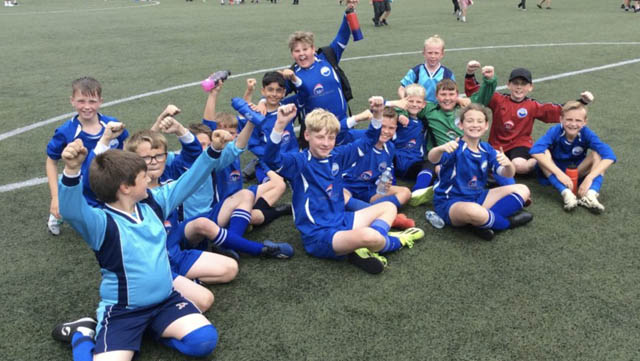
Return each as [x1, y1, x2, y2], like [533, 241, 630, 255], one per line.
[425, 210, 445, 229]
[376, 167, 392, 195]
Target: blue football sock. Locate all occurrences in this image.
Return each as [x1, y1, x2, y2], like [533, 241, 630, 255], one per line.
[369, 219, 391, 236]
[372, 195, 401, 208]
[161, 325, 218, 357]
[480, 210, 510, 231]
[212, 227, 263, 256]
[494, 172, 516, 186]
[71, 332, 94, 361]
[228, 209, 251, 236]
[346, 197, 370, 211]
[490, 193, 524, 218]
[547, 174, 568, 193]
[412, 169, 433, 191]
[588, 175, 603, 192]
[379, 235, 402, 254]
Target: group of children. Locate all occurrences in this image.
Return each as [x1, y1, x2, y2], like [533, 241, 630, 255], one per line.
[45, 1, 616, 359]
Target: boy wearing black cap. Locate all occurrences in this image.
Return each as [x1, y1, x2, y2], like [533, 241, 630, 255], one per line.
[465, 63, 594, 178]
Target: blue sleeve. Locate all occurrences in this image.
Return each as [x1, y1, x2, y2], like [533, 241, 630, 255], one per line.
[530, 125, 561, 155]
[152, 142, 243, 219]
[163, 136, 203, 179]
[333, 122, 381, 169]
[59, 175, 107, 251]
[46, 127, 69, 160]
[203, 118, 217, 131]
[400, 68, 417, 88]
[281, 94, 299, 106]
[329, 14, 351, 62]
[583, 127, 617, 162]
[264, 132, 304, 179]
[486, 145, 501, 175]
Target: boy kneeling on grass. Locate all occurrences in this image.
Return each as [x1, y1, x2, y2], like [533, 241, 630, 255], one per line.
[51, 128, 239, 360]
[429, 104, 533, 241]
[530, 101, 616, 213]
[264, 98, 424, 274]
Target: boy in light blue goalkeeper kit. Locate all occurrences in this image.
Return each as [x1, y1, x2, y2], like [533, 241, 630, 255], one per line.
[429, 104, 533, 241]
[397, 35, 455, 103]
[52, 126, 241, 360]
[530, 101, 616, 213]
[46, 77, 129, 235]
[265, 98, 424, 274]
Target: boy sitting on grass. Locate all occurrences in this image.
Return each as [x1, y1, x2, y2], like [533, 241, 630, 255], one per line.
[342, 106, 415, 229]
[265, 98, 424, 274]
[530, 101, 616, 213]
[429, 104, 533, 241]
[52, 126, 239, 360]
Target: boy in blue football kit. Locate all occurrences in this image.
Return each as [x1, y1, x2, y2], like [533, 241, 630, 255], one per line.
[46, 77, 129, 235]
[429, 104, 533, 241]
[53, 126, 240, 360]
[530, 101, 616, 213]
[265, 98, 424, 274]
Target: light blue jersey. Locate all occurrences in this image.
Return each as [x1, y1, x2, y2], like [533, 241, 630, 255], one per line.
[400, 64, 455, 103]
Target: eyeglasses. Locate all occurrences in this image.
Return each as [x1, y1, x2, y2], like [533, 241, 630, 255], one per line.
[141, 153, 167, 164]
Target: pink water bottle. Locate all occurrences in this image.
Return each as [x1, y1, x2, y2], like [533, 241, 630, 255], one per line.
[345, 8, 363, 41]
[201, 70, 231, 92]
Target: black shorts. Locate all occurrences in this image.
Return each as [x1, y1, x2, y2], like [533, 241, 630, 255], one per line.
[505, 146, 531, 160]
[383, 0, 391, 11]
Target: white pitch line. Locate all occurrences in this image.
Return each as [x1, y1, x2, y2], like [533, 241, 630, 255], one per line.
[1, 43, 640, 193]
[2, 42, 639, 143]
[0, 0, 160, 16]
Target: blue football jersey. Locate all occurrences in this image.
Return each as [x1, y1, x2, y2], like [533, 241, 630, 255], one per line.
[400, 64, 456, 103]
[434, 139, 502, 202]
[343, 142, 395, 199]
[393, 116, 426, 174]
[530, 124, 616, 170]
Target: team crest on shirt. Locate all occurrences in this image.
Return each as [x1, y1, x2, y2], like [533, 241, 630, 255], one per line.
[229, 170, 242, 182]
[313, 83, 324, 95]
[517, 108, 528, 118]
[360, 170, 373, 181]
[406, 139, 417, 148]
[468, 176, 478, 188]
[320, 66, 331, 77]
[331, 162, 340, 176]
[447, 130, 458, 139]
[325, 183, 333, 197]
[504, 120, 515, 130]
[481, 160, 488, 171]
[377, 162, 387, 172]
[108, 139, 120, 148]
[572, 146, 584, 156]
[282, 130, 291, 144]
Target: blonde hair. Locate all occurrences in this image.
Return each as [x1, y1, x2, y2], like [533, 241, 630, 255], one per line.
[125, 130, 167, 153]
[216, 112, 238, 129]
[404, 84, 427, 99]
[424, 34, 445, 50]
[561, 101, 588, 120]
[288, 31, 315, 51]
[304, 109, 340, 135]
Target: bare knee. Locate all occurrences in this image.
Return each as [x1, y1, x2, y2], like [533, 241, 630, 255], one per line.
[514, 184, 530, 200]
[219, 258, 239, 283]
[196, 290, 215, 312]
[394, 186, 411, 204]
[361, 228, 385, 249]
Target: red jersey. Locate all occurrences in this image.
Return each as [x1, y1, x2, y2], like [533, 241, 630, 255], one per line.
[465, 75, 562, 152]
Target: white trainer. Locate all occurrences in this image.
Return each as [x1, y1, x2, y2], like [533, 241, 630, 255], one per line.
[47, 214, 62, 236]
[578, 190, 605, 213]
[561, 189, 578, 211]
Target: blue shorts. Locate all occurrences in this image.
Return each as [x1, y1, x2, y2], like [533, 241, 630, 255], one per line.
[166, 221, 204, 277]
[94, 291, 201, 354]
[256, 163, 272, 185]
[301, 212, 355, 260]
[345, 184, 376, 202]
[434, 190, 489, 226]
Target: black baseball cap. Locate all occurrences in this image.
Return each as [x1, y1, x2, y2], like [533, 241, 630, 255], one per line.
[509, 68, 532, 83]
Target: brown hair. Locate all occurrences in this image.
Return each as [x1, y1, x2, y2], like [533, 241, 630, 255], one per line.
[89, 149, 146, 204]
[188, 123, 212, 137]
[288, 31, 315, 51]
[216, 112, 238, 129]
[459, 103, 491, 123]
[436, 79, 458, 94]
[382, 106, 398, 121]
[71, 77, 102, 98]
